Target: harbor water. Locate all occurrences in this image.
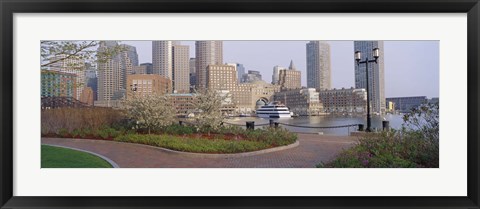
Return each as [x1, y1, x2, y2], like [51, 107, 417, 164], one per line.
[224, 114, 405, 136]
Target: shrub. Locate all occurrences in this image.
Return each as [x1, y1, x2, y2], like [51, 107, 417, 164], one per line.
[58, 128, 69, 138]
[162, 124, 196, 135]
[319, 103, 439, 168]
[95, 127, 122, 139]
[113, 126, 297, 154]
[114, 132, 292, 154]
[42, 107, 126, 134]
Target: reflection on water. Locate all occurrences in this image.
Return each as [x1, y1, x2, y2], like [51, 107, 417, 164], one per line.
[225, 114, 405, 136]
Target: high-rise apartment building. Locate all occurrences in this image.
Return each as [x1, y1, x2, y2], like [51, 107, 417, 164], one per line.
[354, 41, 386, 114]
[277, 60, 301, 90]
[195, 41, 223, 89]
[97, 41, 133, 102]
[307, 41, 331, 90]
[48, 54, 86, 100]
[41, 70, 77, 98]
[172, 45, 190, 93]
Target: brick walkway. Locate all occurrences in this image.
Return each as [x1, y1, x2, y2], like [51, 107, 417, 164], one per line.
[41, 134, 357, 168]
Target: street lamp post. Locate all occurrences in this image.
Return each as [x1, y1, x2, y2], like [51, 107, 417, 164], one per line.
[355, 47, 380, 132]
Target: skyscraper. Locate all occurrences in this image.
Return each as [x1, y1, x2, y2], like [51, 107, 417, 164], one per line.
[354, 41, 386, 114]
[152, 41, 176, 79]
[96, 41, 135, 102]
[97, 41, 123, 102]
[153, 41, 191, 93]
[172, 45, 190, 93]
[306, 41, 331, 91]
[272, 65, 286, 84]
[195, 41, 223, 89]
[121, 44, 139, 67]
[237, 63, 245, 83]
[189, 58, 197, 89]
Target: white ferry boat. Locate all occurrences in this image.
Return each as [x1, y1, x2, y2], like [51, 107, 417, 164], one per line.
[256, 101, 292, 118]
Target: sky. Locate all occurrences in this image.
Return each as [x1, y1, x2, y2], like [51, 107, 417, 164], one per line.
[121, 40, 439, 98]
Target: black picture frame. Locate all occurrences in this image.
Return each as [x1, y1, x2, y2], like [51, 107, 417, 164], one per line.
[1, 0, 479, 208]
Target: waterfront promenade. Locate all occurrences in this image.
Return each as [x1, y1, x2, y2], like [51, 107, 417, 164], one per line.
[42, 134, 357, 168]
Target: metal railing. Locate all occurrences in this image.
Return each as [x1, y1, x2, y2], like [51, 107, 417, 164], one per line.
[177, 119, 390, 135]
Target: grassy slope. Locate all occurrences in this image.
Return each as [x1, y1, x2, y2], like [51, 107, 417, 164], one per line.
[41, 145, 113, 168]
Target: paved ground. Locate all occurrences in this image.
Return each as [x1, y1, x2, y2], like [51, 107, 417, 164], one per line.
[41, 134, 357, 168]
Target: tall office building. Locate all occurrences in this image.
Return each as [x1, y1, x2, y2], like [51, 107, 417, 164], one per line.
[306, 41, 331, 90]
[85, 63, 98, 101]
[195, 41, 223, 89]
[121, 44, 139, 67]
[277, 60, 301, 90]
[172, 45, 190, 93]
[354, 41, 386, 114]
[189, 58, 197, 88]
[272, 65, 286, 84]
[152, 41, 176, 79]
[226, 62, 246, 83]
[189, 58, 196, 74]
[153, 41, 191, 93]
[120, 46, 135, 84]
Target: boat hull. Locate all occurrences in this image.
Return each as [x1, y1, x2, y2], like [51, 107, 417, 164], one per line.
[256, 113, 291, 118]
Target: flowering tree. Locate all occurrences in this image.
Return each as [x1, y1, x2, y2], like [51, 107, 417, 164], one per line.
[192, 89, 229, 132]
[123, 94, 177, 134]
[41, 41, 126, 70]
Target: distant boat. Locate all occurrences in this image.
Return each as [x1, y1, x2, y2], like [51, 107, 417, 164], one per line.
[256, 101, 292, 118]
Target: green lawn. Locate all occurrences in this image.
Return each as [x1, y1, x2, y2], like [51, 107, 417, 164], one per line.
[41, 145, 113, 168]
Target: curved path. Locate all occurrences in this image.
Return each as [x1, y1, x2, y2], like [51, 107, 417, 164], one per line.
[41, 134, 357, 168]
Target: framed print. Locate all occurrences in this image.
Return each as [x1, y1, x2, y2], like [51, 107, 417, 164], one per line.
[1, 0, 479, 208]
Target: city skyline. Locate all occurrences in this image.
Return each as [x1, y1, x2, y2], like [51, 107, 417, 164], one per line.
[122, 40, 439, 98]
